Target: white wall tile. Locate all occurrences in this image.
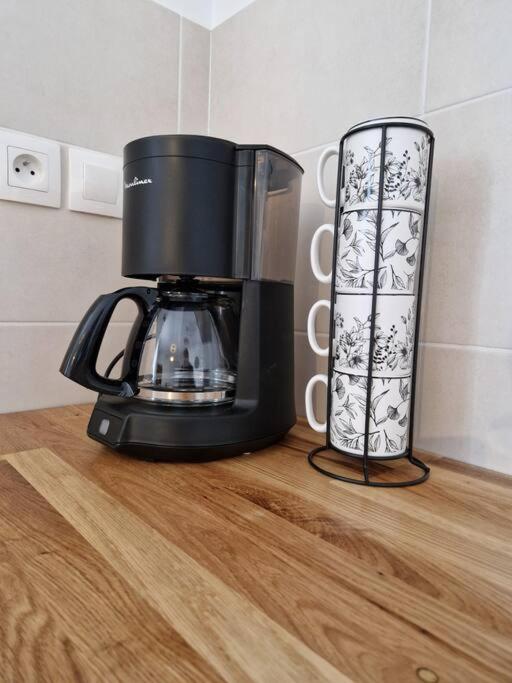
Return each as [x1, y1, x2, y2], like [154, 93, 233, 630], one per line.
[422, 91, 512, 349]
[0, 323, 133, 413]
[0, 0, 180, 155]
[415, 343, 512, 474]
[179, 18, 210, 134]
[0, 200, 146, 322]
[210, 0, 427, 152]
[426, 0, 512, 111]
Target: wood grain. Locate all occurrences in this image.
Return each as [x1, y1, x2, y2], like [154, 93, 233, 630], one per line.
[0, 461, 222, 683]
[7, 447, 348, 683]
[0, 405, 511, 682]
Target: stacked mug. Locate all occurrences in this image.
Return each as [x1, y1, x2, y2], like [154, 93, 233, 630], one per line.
[305, 117, 433, 459]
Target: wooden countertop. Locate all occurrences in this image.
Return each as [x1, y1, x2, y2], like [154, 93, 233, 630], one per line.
[0, 405, 511, 682]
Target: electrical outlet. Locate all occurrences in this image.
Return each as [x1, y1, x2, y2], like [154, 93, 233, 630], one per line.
[8, 147, 49, 192]
[0, 129, 60, 207]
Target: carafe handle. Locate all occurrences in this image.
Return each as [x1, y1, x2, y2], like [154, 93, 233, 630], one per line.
[60, 286, 157, 397]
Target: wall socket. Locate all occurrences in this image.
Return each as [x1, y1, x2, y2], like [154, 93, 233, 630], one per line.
[0, 129, 61, 207]
[8, 147, 49, 192]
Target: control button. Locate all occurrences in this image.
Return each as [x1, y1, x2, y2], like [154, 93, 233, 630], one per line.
[99, 418, 110, 436]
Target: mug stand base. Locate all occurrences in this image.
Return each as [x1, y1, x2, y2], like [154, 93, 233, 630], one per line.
[307, 445, 430, 488]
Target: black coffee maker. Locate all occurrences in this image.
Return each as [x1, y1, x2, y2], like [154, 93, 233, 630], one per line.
[60, 135, 303, 460]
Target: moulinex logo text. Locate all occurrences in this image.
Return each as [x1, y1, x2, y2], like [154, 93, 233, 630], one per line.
[124, 177, 153, 189]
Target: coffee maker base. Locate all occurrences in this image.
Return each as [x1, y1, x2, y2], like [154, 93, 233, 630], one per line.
[86, 395, 295, 462]
[92, 432, 289, 462]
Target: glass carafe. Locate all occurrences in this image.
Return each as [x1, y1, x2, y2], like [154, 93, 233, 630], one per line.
[137, 283, 238, 405]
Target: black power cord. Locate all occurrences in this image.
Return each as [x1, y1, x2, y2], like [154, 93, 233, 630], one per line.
[104, 350, 125, 378]
[104, 334, 155, 379]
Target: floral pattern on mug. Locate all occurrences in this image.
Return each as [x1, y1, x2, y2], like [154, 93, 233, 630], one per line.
[336, 210, 422, 293]
[343, 127, 430, 208]
[330, 372, 410, 457]
[333, 295, 416, 377]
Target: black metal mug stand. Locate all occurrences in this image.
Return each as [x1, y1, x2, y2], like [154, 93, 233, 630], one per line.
[308, 120, 435, 487]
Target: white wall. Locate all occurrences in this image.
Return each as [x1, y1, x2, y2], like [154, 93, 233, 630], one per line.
[209, 0, 512, 474]
[0, 0, 209, 412]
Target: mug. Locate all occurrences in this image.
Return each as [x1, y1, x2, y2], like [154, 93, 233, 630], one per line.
[305, 372, 411, 457]
[308, 293, 416, 377]
[317, 117, 431, 212]
[310, 209, 423, 294]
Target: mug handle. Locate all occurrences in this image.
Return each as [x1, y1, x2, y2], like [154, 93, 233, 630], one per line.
[307, 300, 330, 357]
[310, 223, 334, 283]
[316, 146, 339, 208]
[305, 374, 328, 432]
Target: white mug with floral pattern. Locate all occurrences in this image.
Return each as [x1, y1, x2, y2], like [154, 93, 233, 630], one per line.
[317, 117, 431, 213]
[305, 372, 411, 458]
[307, 293, 416, 377]
[310, 209, 423, 294]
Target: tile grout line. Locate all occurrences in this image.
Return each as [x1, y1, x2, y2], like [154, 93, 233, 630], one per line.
[418, 341, 512, 354]
[207, 27, 213, 134]
[3, 322, 510, 355]
[425, 85, 512, 117]
[294, 330, 512, 354]
[291, 89, 512, 158]
[420, 0, 432, 115]
[176, 15, 183, 134]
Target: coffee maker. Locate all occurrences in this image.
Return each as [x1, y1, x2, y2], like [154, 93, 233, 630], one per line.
[60, 135, 303, 460]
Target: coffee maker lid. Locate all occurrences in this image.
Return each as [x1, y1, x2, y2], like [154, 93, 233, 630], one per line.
[125, 134, 304, 173]
[124, 134, 237, 167]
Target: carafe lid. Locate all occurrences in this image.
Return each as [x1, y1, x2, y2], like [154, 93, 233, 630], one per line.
[157, 278, 223, 303]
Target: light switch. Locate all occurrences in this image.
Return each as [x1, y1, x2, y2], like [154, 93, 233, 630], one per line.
[83, 163, 119, 204]
[68, 146, 122, 218]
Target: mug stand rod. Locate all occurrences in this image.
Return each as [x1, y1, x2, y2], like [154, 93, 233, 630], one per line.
[307, 121, 434, 488]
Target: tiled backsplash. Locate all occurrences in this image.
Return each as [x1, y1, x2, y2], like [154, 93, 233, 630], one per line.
[210, 0, 427, 153]
[0, 0, 210, 414]
[0, 0, 182, 155]
[1, 0, 511, 473]
[209, 0, 512, 473]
